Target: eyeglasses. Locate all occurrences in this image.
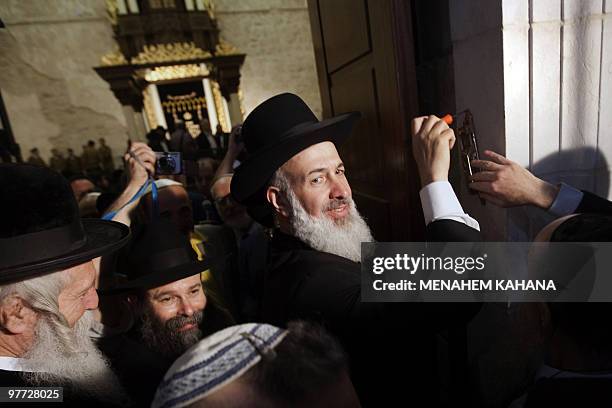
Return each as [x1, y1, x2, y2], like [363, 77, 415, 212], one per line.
[213, 194, 235, 207]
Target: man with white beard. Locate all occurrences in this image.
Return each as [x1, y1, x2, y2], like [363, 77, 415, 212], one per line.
[231, 93, 482, 406]
[0, 164, 130, 406]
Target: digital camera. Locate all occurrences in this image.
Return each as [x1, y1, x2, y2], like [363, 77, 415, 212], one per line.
[155, 151, 182, 175]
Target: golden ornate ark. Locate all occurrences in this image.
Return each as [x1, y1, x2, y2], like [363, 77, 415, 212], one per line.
[95, 0, 245, 139]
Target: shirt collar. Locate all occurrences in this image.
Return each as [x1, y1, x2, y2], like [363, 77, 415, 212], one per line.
[0, 356, 27, 372]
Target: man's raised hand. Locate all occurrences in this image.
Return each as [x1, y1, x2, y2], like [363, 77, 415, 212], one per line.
[411, 115, 456, 186]
[123, 142, 156, 186]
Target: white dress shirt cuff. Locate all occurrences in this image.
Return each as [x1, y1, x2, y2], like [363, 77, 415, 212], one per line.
[0, 356, 27, 372]
[548, 182, 583, 217]
[419, 181, 480, 231]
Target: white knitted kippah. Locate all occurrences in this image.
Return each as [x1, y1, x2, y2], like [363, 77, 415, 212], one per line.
[152, 323, 287, 408]
[144, 178, 183, 195]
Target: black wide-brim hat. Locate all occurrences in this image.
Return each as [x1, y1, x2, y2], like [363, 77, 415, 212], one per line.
[0, 164, 130, 284]
[231, 93, 360, 226]
[106, 257, 209, 294]
[103, 220, 211, 295]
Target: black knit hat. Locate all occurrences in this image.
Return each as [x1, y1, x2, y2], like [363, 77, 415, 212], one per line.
[0, 163, 130, 283]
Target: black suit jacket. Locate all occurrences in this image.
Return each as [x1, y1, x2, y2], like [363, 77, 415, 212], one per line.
[524, 377, 612, 407]
[576, 190, 612, 214]
[259, 220, 481, 406]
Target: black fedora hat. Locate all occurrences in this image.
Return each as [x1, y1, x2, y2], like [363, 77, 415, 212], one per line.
[230, 93, 360, 226]
[0, 163, 130, 284]
[107, 220, 210, 294]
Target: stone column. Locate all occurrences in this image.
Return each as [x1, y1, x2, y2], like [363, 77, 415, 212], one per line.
[133, 110, 147, 142]
[227, 93, 243, 125]
[122, 105, 139, 141]
[213, 54, 246, 126]
[149, 84, 168, 130]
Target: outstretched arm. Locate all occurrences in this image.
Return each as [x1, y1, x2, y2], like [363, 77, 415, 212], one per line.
[93, 142, 155, 286]
[105, 142, 156, 226]
[469, 150, 559, 209]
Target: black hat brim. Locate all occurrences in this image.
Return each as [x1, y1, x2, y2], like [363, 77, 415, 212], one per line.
[0, 219, 130, 284]
[101, 258, 210, 296]
[231, 111, 360, 226]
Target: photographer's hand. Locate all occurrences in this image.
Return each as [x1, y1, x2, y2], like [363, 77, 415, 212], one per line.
[125, 142, 156, 184]
[105, 142, 156, 226]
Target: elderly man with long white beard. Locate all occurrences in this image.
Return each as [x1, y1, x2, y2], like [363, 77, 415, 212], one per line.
[231, 93, 482, 406]
[0, 164, 130, 406]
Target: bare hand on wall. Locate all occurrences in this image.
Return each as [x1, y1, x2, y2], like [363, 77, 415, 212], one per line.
[411, 115, 456, 186]
[469, 150, 559, 209]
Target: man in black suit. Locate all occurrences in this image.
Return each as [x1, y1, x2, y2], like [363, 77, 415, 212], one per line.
[231, 93, 481, 406]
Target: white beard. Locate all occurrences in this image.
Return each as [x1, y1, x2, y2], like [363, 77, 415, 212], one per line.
[21, 310, 128, 405]
[286, 190, 374, 262]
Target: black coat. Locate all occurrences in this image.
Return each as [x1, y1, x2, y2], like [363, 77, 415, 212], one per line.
[258, 220, 481, 406]
[524, 377, 612, 408]
[576, 190, 612, 214]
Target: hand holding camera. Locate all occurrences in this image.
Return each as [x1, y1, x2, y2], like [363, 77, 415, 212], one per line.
[124, 142, 156, 185]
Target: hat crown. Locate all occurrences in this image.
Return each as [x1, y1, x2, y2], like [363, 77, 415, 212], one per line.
[0, 164, 130, 282]
[121, 220, 197, 281]
[242, 93, 318, 155]
[0, 164, 80, 238]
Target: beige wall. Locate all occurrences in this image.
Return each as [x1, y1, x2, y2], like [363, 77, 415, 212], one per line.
[0, 0, 322, 163]
[215, 0, 322, 118]
[0, 0, 128, 164]
[451, 0, 612, 241]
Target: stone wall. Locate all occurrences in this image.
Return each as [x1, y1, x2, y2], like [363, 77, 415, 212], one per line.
[0, 0, 322, 163]
[215, 0, 322, 117]
[502, 0, 612, 240]
[449, 0, 507, 241]
[0, 0, 128, 164]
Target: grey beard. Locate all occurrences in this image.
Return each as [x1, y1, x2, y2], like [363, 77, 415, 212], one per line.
[20, 311, 128, 405]
[139, 309, 203, 359]
[286, 189, 374, 262]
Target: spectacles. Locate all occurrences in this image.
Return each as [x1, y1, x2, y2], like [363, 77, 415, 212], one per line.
[213, 194, 235, 207]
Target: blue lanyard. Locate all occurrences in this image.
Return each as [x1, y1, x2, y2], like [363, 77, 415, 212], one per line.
[102, 177, 158, 221]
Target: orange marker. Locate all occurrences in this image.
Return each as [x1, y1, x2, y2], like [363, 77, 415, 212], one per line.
[442, 114, 453, 125]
